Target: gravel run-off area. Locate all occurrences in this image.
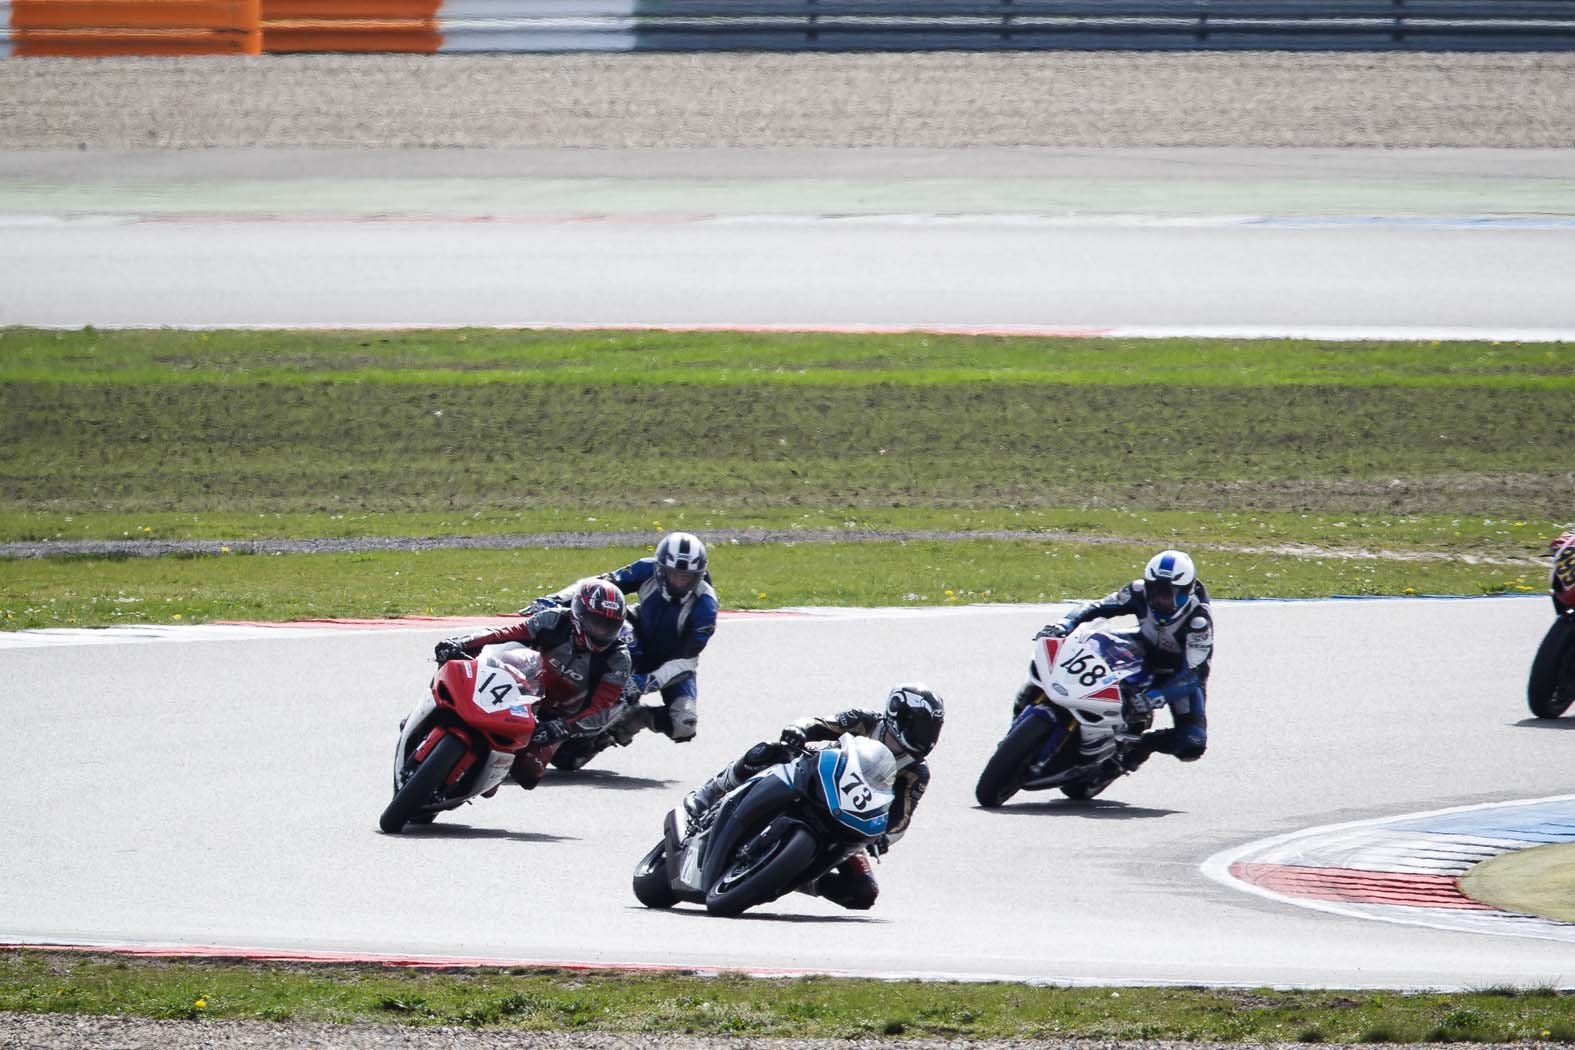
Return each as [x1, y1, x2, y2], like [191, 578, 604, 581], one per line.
[3, 52, 1575, 151]
[0, 1016, 1554, 1050]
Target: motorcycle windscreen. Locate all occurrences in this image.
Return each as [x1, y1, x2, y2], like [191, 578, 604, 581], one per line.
[815, 748, 893, 837]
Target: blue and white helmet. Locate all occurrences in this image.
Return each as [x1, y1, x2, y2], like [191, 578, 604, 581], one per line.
[654, 531, 707, 599]
[1143, 550, 1198, 625]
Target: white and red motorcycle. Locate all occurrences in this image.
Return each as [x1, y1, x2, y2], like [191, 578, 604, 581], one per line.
[975, 626, 1153, 807]
[380, 644, 543, 834]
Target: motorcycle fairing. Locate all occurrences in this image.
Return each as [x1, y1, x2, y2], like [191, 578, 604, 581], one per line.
[814, 745, 893, 837]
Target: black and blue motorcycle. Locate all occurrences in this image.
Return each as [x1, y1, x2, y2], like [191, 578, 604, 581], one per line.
[632, 733, 896, 916]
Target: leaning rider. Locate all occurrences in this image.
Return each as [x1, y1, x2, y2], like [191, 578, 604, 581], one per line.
[434, 578, 632, 788]
[681, 684, 945, 911]
[1030, 549, 1213, 772]
[529, 531, 718, 753]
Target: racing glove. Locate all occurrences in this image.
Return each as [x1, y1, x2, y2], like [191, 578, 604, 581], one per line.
[779, 725, 809, 752]
[434, 639, 469, 665]
[1034, 623, 1069, 640]
[531, 719, 569, 748]
[520, 595, 564, 615]
[1124, 689, 1161, 720]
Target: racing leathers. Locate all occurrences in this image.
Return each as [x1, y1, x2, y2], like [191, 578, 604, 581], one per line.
[545, 558, 718, 742]
[1032, 580, 1213, 767]
[438, 607, 633, 786]
[684, 708, 930, 910]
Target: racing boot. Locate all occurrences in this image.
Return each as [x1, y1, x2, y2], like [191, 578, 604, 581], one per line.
[682, 763, 741, 836]
[1118, 735, 1155, 773]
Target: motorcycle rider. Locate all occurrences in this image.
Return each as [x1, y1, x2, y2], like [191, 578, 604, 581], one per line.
[681, 683, 945, 911]
[433, 578, 633, 788]
[528, 532, 718, 757]
[1029, 549, 1212, 772]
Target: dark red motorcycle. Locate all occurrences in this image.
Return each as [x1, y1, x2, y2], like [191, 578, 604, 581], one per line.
[1528, 529, 1575, 719]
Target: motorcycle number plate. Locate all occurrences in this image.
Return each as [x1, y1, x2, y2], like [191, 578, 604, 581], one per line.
[473, 666, 525, 711]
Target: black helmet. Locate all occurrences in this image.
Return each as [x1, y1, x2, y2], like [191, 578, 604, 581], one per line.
[881, 683, 945, 758]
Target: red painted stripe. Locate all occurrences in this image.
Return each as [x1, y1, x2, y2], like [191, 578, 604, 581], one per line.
[0, 941, 845, 977]
[1230, 862, 1497, 910]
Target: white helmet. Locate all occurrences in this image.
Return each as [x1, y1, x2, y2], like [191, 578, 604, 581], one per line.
[1143, 550, 1197, 625]
[654, 531, 707, 599]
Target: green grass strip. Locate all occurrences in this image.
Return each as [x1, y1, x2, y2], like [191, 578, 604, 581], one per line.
[3, 327, 1572, 388]
[4, 950, 1575, 1042]
[0, 541, 1545, 630]
[0, 506, 1557, 554]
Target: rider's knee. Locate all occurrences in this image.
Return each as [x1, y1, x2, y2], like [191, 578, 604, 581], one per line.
[665, 694, 698, 742]
[818, 859, 878, 911]
[1173, 725, 1207, 762]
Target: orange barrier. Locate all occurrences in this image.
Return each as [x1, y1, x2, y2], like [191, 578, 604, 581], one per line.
[261, 0, 439, 18]
[259, 2, 440, 52]
[261, 18, 440, 51]
[9, 0, 261, 54]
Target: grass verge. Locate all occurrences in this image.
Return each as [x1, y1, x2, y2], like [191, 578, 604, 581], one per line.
[4, 328, 1572, 519]
[4, 951, 1575, 1042]
[0, 539, 1546, 630]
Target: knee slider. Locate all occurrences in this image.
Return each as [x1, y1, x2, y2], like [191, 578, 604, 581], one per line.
[1174, 726, 1208, 762]
[666, 695, 697, 742]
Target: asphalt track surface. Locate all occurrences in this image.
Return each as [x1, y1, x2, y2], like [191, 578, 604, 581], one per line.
[4, 598, 1574, 988]
[3, 148, 1574, 336]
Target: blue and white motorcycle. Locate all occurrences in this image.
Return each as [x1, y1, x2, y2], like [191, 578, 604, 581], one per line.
[632, 733, 896, 916]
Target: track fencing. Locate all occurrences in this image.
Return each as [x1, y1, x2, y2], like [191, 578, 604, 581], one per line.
[4, 0, 1575, 55]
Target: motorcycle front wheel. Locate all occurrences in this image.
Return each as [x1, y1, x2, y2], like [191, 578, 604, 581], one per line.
[975, 711, 1061, 808]
[380, 733, 467, 834]
[1529, 617, 1575, 719]
[632, 839, 677, 909]
[704, 826, 817, 917]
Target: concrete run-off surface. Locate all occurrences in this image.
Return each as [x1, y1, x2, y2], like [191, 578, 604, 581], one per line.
[3, 53, 1574, 151]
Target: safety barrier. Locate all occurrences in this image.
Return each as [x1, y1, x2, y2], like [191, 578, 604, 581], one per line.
[4, 0, 1574, 54]
[1, 0, 260, 55]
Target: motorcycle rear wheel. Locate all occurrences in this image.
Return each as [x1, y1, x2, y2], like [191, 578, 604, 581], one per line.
[975, 712, 1060, 808]
[632, 840, 677, 909]
[380, 733, 467, 834]
[705, 826, 817, 917]
[1529, 617, 1575, 719]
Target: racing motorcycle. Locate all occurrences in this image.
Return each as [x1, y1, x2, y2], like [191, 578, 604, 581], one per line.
[975, 626, 1153, 807]
[631, 733, 895, 916]
[1529, 529, 1575, 719]
[379, 643, 542, 834]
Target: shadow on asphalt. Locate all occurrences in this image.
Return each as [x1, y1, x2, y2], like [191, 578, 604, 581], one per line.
[1514, 716, 1575, 730]
[392, 823, 578, 844]
[974, 800, 1181, 819]
[539, 769, 681, 791]
[634, 906, 882, 925]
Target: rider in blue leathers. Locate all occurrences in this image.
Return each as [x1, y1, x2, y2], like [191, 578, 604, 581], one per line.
[1030, 549, 1213, 771]
[532, 532, 718, 765]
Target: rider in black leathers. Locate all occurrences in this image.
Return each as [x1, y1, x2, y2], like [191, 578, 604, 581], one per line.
[681, 684, 944, 910]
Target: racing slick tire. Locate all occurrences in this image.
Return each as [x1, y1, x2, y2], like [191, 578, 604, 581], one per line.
[632, 840, 677, 909]
[975, 713, 1059, 808]
[380, 733, 466, 834]
[704, 826, 818, 917]
[1529, 617, 1575, 719]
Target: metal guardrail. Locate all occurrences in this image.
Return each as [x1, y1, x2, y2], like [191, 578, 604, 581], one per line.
[4, 0, 1575, 54]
